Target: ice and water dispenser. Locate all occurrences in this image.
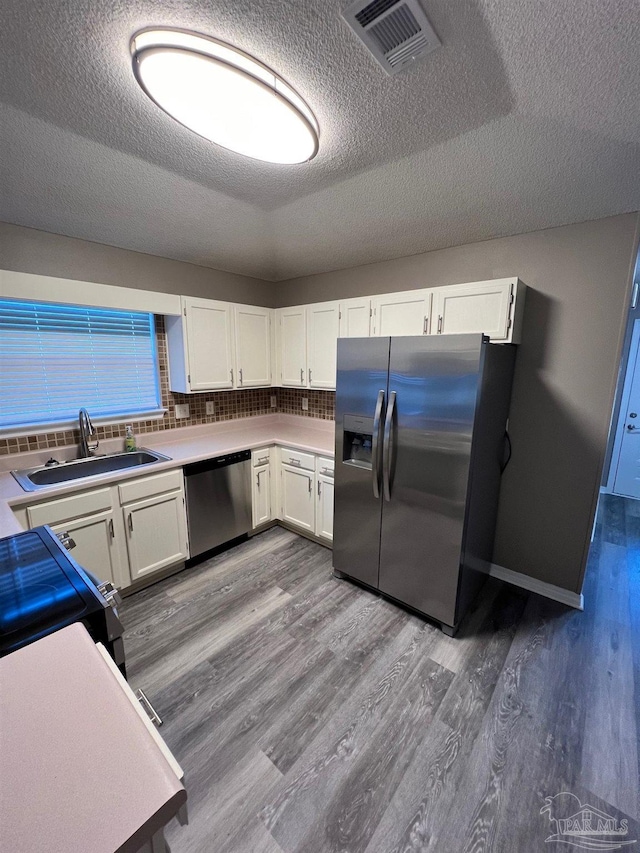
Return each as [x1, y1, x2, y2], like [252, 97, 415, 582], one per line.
[342, 414, 374, 469]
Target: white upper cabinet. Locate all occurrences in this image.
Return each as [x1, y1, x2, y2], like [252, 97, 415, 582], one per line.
[371, 289, 432, 337]
[307, 302, 340, 389]
[279, 306, 307, 387]
[234, 305, 272, 388]
[166, 296, 235, 392]
[431, 278, 525, 343]
[339, 298, 371, 337]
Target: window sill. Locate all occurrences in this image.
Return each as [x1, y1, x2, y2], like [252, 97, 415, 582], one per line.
[0, 410, 168, 440]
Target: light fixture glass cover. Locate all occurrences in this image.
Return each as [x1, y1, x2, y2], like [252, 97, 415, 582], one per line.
[130, 29, 319, 164]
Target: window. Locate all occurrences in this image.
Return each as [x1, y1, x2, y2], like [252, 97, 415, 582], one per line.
[0, 299, 163, 436]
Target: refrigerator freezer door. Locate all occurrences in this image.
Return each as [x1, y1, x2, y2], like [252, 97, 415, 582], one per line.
[378, 334, 485, 626]
[333, 337, 390, 588]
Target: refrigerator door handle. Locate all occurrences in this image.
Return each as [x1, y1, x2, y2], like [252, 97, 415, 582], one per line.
[372, 389, 385, 499]
[382, 390, 396, 502]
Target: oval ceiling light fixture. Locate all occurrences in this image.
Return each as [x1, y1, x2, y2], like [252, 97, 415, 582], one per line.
[131, 28, 319, 164]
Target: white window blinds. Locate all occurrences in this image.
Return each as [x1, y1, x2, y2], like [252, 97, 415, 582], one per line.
[0, 300, 163, 435]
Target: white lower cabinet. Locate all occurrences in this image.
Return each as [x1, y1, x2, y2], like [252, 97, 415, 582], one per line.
[315, 475, 334, 541]
[281, 464, 315, 532]
[123, 490, 189, 582]
[270, 447, 334, 542]
[49, 510, 126, 589]
[315, 455, 334, 542]
[252, 465, 271, 528]
[251, 448, 274, 529]
[23, 470, 189, 590]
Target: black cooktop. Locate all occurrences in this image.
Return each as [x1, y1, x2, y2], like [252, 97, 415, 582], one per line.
[0, 526, 104, 656]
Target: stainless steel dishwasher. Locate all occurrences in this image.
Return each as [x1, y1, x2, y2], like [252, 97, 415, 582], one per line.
[184, 450, 252, 559]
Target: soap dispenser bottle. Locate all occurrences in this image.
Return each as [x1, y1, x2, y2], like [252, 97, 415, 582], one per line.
[124, 424, 137, 453]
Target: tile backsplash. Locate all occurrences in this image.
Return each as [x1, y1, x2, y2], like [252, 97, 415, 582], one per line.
[0, 316, 335, 456]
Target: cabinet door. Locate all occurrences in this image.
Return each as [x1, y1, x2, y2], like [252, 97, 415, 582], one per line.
[307, 302, 340, 389]
[372, 290, 432, 336]
[339, 298, 371, 337]
[235, 305, 272, 388]
[315, 474, 334, 542]
[431, 279, 513, 341]
[184, 297, 234, 390]
[279, 307, 307, 387]
[123, 491, 189, 581]
[252, 464, 271, 528]
[50, 510, 128, 589]
[281, 465, 315, 531]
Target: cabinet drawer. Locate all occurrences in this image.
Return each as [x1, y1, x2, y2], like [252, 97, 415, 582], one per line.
[316, 457, 334, 477]
[252, 447, 272, 467]
[118, 469, 183, 505]
[27, 487, 113, 527]
[280, 447, 315, 471]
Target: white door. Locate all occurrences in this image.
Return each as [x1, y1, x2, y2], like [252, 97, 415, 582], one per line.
[50, 510, 128, 589]
[235, 305, 271, 388]
[281, 465, 315, 531]
[307, 302, 340, 389]
[339, 298, 371, 337]
[184, 297, 235, 390]
[372, 290, 432, 336]
[315, 474, 334, 542]
[431, 279, 513, 341]
[252, 464, 271, 528]
[123, 491, 189, 581]
[613, 320, 640, 498]
[279, 307, 307, 387]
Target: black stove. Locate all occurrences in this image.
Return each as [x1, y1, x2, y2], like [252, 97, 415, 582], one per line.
[0, 526, 126, 674]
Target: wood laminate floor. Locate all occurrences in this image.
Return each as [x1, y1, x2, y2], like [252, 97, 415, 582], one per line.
[121, 496, 640, 852]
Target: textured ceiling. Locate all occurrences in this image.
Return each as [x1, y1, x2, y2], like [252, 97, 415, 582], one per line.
[1, 0, 639, 281]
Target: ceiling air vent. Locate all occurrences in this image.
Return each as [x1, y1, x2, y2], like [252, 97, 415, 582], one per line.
[342, 0, 441, 75]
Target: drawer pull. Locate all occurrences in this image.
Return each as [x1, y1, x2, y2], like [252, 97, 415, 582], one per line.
[135, 688, 163, 727]
[288, 458, 301, 466]
[257, 456, 269, 465]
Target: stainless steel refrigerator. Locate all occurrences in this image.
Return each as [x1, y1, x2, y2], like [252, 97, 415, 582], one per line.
[333, 334, 515, 635]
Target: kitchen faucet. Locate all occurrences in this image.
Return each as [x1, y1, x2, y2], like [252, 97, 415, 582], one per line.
[78, 408, 99, 458]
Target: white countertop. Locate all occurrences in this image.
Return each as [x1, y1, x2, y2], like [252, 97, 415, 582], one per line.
[0, 414, 335, 538]
[0, 623, 186, 853]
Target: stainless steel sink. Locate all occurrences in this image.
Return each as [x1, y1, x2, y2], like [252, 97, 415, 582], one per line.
[11, 449, 172, 492]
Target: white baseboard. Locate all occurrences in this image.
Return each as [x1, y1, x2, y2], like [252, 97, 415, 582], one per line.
[489, 563, 584, 610]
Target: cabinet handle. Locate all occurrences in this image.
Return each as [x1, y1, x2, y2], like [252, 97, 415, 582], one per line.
[317, 480, 321, 497]
[423, 316, 428, 334]
[257, 456, 269, 464]
[309, 368, 312, 384]
[256, 471, 261, 489]
[135, 688, 163, 727]
[128, 513, 133, 533]
[230, 368, 234, 384]
[109, 518, 114, 539]
[437, 315, 443, 334]
[288, 458, 301, 466]
[300, 367, 304, 384]
[308, 476, 312, 494]
[239, 368, 243, 386]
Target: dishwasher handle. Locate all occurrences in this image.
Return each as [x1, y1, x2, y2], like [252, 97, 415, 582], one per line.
[184, 449, 251, 477]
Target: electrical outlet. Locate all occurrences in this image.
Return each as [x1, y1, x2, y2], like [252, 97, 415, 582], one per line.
[270, 395, 277, 408]
[205, 401, 215, 415]
[302, 397, 309, 411]
[175, 403, 190, 419]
